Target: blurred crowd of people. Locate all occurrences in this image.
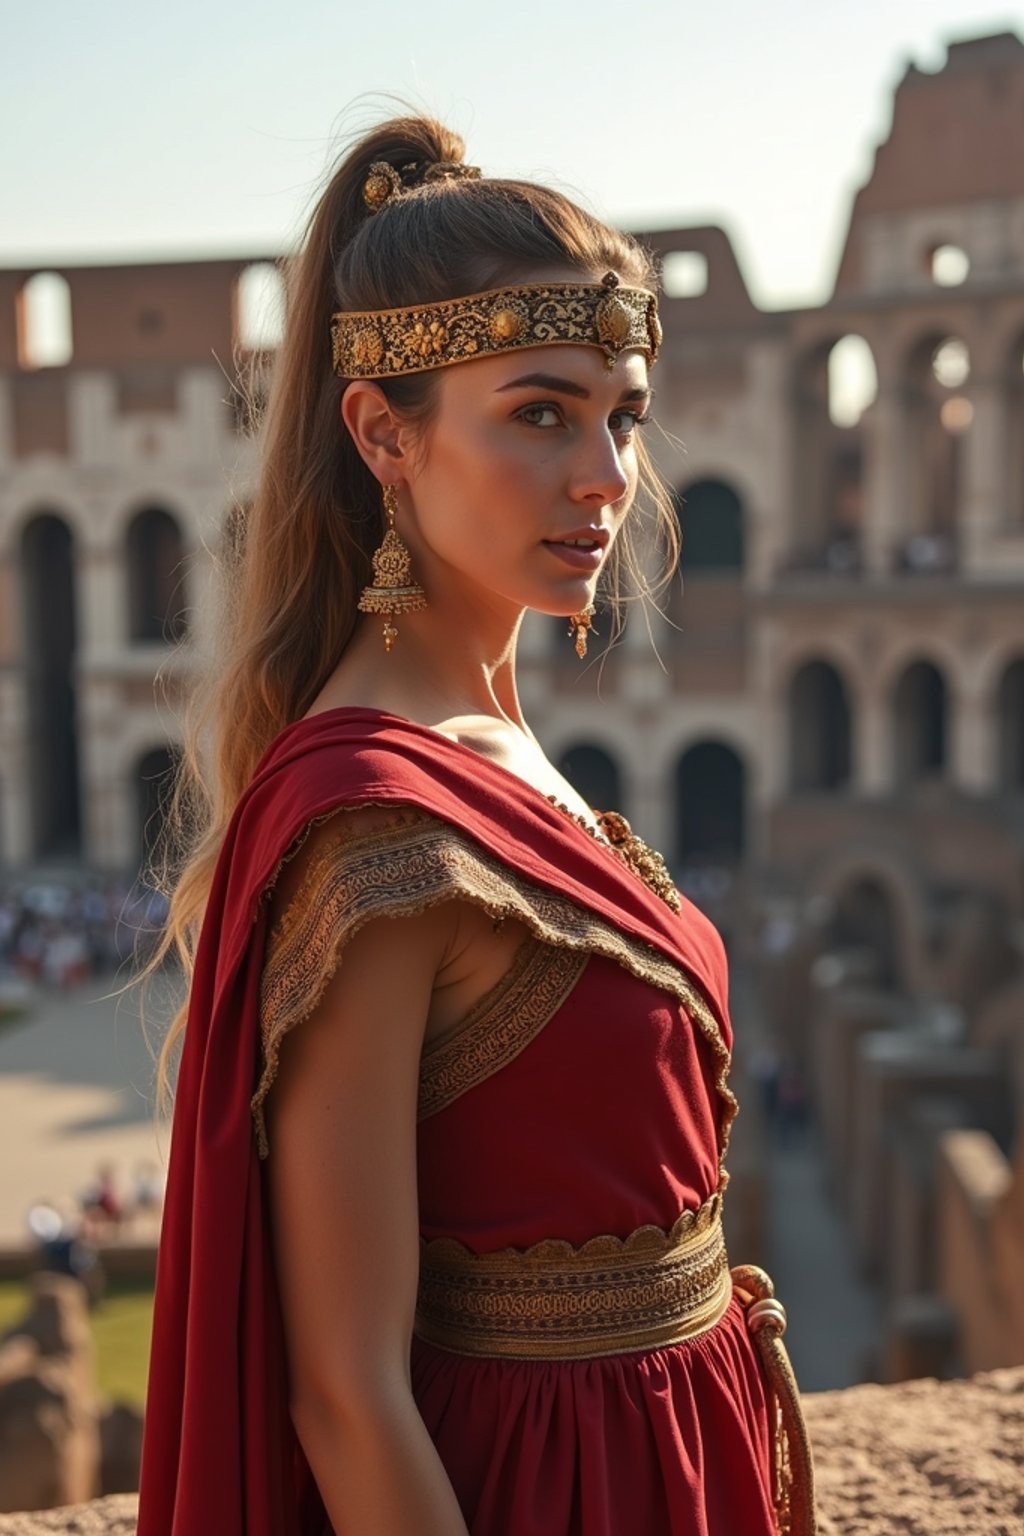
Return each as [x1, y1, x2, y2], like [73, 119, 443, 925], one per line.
[0, 878, 169, 989]
[26, 1161, 166, 1305]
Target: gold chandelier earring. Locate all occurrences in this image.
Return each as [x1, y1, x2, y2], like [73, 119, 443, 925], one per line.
[357, 484, 428, 652]
[568, 604, 597, 659]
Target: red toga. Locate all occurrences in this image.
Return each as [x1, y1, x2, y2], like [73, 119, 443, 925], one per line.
[137, 708, 807, 1535]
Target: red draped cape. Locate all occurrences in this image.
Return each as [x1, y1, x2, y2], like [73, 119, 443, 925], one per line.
[136, 708, 732, 1536]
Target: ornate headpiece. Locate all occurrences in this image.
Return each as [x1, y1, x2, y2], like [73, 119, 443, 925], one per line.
[331, 272, 662, 378]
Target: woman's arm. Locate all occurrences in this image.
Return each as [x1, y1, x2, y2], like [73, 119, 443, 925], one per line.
[265, 899, 471, 1535]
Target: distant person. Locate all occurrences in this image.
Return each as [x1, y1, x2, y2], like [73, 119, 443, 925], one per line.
[135, 115, 815, 1536]
[80, 1163, 124, 1229]
[26, 1198, 103, 1308]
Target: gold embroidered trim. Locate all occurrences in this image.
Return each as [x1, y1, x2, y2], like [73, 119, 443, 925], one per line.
[418, 939, 588, 1120]
[415, 1193, 730, 1360]
[253, 810, 736, 1170]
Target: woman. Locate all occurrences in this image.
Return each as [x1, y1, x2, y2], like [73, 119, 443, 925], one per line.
[136, 116, 814, 1536]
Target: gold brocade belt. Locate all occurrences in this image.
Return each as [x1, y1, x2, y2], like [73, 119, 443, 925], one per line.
[415, 1194, 730, 1362]
[415, 1195, 818, 1536]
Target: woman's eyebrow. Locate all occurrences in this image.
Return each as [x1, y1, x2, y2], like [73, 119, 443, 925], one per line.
[495, 373, 653, 402]
[496, 372, 590, 398]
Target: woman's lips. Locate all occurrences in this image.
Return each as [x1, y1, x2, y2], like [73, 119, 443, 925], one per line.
[542, 541, 603, 571]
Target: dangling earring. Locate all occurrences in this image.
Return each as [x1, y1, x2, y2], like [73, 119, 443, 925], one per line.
[568, 604, 596, 659]
[357, 484, 428, 652]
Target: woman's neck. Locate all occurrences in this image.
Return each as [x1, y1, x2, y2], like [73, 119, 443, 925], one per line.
[311, 609, 531, 736]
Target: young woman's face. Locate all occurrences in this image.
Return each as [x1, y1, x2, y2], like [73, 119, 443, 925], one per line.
[400, 338, 652, 622]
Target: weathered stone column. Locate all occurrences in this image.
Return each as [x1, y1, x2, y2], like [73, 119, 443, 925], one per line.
[950, 684, 997, 794]
[854, 690, 890, 794]
[960, 378, 1007, 574]
[860, 381, 908, 577]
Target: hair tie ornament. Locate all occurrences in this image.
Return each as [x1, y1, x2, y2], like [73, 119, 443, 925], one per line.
[332, 273, 661, 377]
[362, 161, 403, 212]
[420, 160, 482, 184]
[363, 159, 482, 213]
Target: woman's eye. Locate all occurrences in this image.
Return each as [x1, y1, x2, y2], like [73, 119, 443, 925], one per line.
[609, 408, 651, 434]
[519, 404, 563, 428]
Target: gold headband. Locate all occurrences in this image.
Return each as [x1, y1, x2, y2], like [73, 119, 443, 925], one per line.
[331, 272, 662, 378]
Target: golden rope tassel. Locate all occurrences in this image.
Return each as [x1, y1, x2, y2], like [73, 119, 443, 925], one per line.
[568, 604, 596, 659]
[357, 485, 428, 652]
[731, 1265, 817, 1536]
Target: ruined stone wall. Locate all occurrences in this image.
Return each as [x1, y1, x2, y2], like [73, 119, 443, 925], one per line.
[0, 1368, 1020, 1535]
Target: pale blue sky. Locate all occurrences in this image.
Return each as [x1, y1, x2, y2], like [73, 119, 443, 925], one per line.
[2, 0, 1021, 308]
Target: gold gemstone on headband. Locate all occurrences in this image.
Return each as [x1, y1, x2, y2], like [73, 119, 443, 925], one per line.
[490, 303, 528, 343]
[595, 295, 632, 353]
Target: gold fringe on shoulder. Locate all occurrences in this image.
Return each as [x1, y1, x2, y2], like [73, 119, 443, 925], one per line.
[252, 808, 736, 1166]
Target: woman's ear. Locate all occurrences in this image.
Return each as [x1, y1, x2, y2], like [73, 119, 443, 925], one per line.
[340, 381, 408, 481]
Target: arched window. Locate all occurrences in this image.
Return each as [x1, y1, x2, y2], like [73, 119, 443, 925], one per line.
[136, 745, 182, 866]
[892, 661, 947, 785]
[17, 272, 73, 368]
[126, 507, 187, 642]
[20, 512, 80, 856]
[675, 479, 744, 572]
[235, 262, 285, 351]
[927, 244, 970, 287]
[674, 742, 745, 864]
[829, 877, 899, 989]
[788, 661, 852, 791]
[828, 335, 878, 429]
[898, 335, 969, 568]
[661, 251, 708, 299]
[790, 336, 876, 572]
[556, 744, 623, 815]
[998, 659, 1024, 791]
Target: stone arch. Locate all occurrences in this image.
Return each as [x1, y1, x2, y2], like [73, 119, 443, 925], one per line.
[788, 659, 853, 791]
[135, 744, 183, 868]
[674, 740, 746, 864]
[997, 658, 1024, 791]
[815, 850, 926, 995]
[125, 506, 188, 642]
[827, 876, 901, 988]
[19, 511, 81, 857]
[556, 742, 623, 814]
[674, 477, 745, 572]
[892, 659, 948, 785]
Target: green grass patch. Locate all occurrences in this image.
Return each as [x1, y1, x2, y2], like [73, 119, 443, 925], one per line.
[0, 1278, 153, 1407]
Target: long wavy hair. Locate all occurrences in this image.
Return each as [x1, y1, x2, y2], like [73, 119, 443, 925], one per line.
[139, 114, 679, 1105]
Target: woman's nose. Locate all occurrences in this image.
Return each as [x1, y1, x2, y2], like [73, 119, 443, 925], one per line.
[568, 431, 630, 506]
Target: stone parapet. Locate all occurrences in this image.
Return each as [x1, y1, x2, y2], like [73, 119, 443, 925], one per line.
[0, 1368, 1021, 1536]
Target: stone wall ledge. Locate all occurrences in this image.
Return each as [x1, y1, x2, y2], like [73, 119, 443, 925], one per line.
[1, 1366, 1021, 1535]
